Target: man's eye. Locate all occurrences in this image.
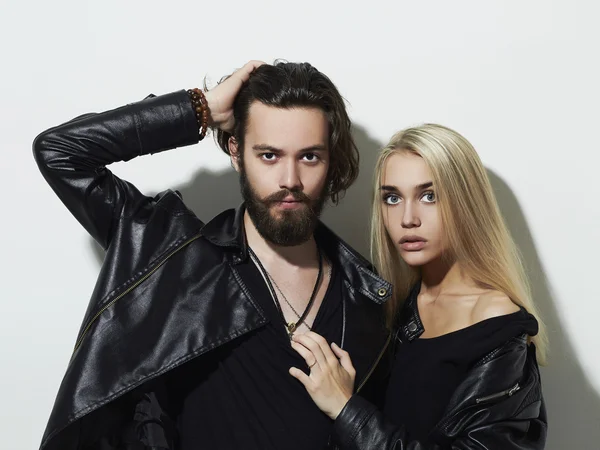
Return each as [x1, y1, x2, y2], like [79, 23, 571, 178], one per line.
[303, 153, 319, 162]
[261, 153, 276, 161]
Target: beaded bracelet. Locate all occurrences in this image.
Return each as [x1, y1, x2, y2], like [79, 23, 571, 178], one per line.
[187, 88, 210, 140]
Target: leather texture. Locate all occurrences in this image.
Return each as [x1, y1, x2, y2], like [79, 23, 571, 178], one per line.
[33, 91, 392, 449]
[333, 296, 547, 449]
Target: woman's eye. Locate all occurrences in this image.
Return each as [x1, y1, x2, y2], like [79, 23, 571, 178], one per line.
[421, 191, 436, 203]
[384, 194, 401, 205]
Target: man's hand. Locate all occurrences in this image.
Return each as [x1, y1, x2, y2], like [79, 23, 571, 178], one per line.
[204, 60, 265, 133]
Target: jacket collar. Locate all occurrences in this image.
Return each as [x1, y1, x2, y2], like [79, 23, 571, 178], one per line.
[200, 203, 249, 261]
[396, 282, 539, 343]
[200, 204, 392, 305]
[397, 282, 425, 342]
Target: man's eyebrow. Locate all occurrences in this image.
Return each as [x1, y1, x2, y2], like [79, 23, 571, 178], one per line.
[252, 144, 281, 152]
[251, 144, 327, 152]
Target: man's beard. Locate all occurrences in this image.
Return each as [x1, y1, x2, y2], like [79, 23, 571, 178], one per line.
[240, 167, 328, 247]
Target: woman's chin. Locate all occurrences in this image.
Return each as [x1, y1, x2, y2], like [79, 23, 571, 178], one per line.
[399, 250, 434, 267]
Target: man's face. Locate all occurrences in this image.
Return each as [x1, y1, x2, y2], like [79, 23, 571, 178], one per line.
[231, 102, 330, 246]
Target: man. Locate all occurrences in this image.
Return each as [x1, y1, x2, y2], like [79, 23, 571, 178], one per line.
[34, 60, 391, 450]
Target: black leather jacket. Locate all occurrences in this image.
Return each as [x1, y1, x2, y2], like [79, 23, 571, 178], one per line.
[33, 90, 392, 450]
[332, 293, 547, 449]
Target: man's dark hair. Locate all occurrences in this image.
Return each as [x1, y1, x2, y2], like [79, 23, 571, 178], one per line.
[215, 61, 359, 204]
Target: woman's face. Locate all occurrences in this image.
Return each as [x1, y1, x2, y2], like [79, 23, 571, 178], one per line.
[380, 152, 445, 267]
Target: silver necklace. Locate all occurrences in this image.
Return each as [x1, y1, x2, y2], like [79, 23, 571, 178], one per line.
[267, 261, 332, 331]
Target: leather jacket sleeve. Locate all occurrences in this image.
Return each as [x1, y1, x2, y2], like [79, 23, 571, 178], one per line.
[32, 90, 199, 249]
[333, 396, 544, 450]
[333, 341, 546, 450]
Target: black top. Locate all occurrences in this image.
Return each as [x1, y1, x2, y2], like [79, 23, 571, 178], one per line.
[383, 288, 539, 443]
[167, 254, 344, 450]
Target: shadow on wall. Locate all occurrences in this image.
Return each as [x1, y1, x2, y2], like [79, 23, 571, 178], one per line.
[319, 125, 382, 256]
[488, 170, 600, 450]
[88, 125, 600, 449]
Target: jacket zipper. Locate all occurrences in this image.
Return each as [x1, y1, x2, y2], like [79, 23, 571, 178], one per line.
[436, 381, 522, 435]
[73, 232, 203, 353]
[475, 382, 520, 404]
[356, 332, 392, 393]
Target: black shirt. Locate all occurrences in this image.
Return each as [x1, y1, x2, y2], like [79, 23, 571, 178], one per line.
[167, 255, 344, 450]
[384, 297, 538, 443]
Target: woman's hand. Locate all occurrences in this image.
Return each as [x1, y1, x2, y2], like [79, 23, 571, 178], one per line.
[204, 60, 265, 132]
[289, 331, 356, 420]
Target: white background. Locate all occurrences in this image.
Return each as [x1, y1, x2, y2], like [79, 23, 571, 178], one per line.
[1, 1, 599, 448]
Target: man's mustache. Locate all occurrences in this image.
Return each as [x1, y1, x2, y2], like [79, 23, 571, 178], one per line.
[262, 189, 311, 204]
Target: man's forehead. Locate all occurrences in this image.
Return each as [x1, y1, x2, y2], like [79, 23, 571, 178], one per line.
[245, 102, 329, 149]
[246, 101, 327, 120]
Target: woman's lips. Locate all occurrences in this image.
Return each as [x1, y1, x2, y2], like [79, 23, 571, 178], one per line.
[399, 236, 427, 251]
[400, 240, 426, 251]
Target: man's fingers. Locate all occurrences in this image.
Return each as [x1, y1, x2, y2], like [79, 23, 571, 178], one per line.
[235, 60, 266, 83]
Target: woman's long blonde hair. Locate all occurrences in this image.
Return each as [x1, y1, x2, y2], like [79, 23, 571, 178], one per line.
[370, 124, 548, 364]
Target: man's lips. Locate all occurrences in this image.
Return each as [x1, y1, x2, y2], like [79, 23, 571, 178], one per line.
[275, 198, 304, 209]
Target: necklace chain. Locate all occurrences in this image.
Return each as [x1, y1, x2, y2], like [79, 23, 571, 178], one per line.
[267, 261, 332, 331]
[248, 247, 324, 338]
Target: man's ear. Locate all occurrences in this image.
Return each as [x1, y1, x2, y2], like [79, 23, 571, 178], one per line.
[229, 137, 241, 172]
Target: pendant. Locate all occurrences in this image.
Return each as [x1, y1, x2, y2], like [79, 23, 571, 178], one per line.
[287, 322, 297, 338]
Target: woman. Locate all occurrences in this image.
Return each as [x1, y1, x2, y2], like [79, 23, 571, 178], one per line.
[289, 124, 548, 449]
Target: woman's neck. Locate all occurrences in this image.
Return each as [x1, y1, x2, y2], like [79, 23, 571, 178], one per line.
[419, 256, 476, 297]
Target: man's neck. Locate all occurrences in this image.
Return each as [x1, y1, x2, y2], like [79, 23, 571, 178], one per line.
[243, 211, 319, 269]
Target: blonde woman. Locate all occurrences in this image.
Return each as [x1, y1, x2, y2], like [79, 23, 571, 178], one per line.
[289, 124, 547, 449]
